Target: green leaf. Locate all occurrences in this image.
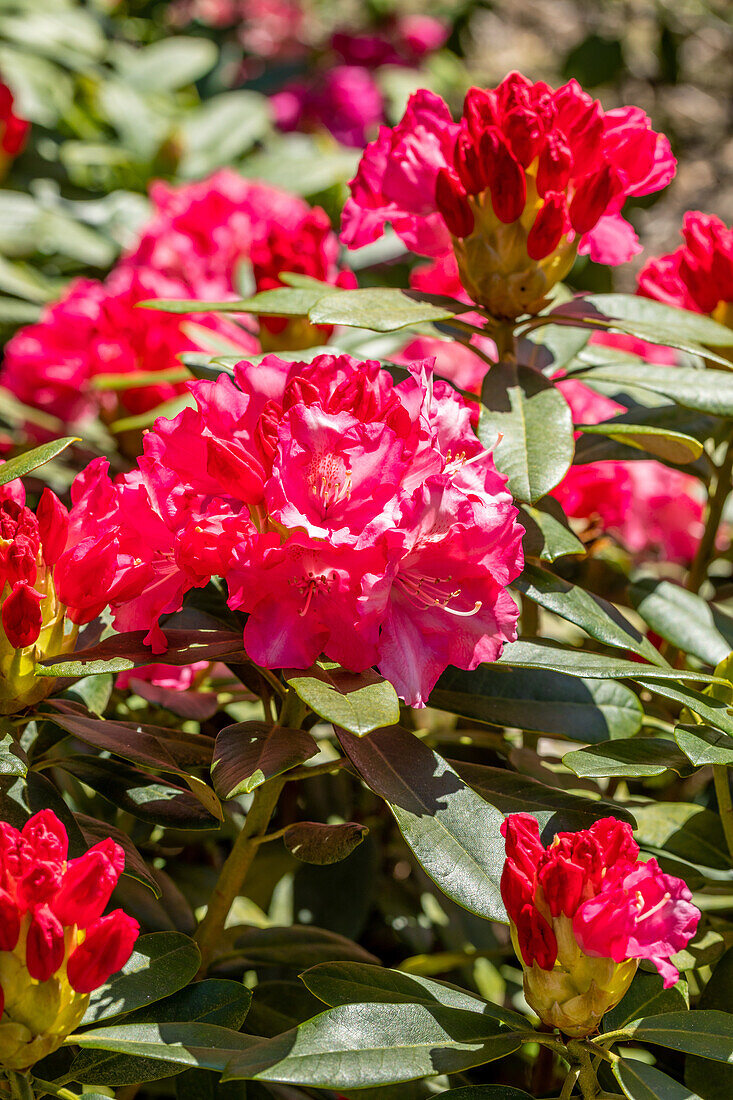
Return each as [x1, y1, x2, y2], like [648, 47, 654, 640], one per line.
[436, 1090, 535, 1100]
[479, 362, 574, 504]
[575, 363, 733, 417]
[222, 1002, 525, 1086]
[82, 933, 202, 1025]
[563, 738, 693, 779]
[577, 422, 703, 464]
[75, 813, 159, 897]
[686, 945, 733, 1099]
[499, 639, 724, 686]
[90, 368, 191, 392]
[112, 37, 217, 91]
[301, 962, 527, 1031]
[573, 402, 715, 465]
[219, 924, 378, 970]
[308, 288, 464, 331]
[211, 721, 319, 798]
[433, 665, 643, 741]
[0, 436, 79, 485]
[630, 578, 733, 666]
[674, 725, 733, 768]
[514, 563, 666, 665]
[603, 972, 688, 1032]
[337, 726, 507, 922]
[36, 657, 135, 679]
[0, 734, 27, 778]
[624, 1011, 733, 1062]
[613, 1058, 702, 1100]
[283, 821, 369, 865]
[519, 501, 586, 562]
[637, 680, 733, 739]
[285, 666, 400, 736]
[631, 802, 731, 879]
[180, 91, 270, 178]
[69, 1023, 260, 1080]
[556, 293, 733, 347]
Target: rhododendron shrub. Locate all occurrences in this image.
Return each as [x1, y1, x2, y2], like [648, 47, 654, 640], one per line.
[342, 73, 674, 316]
[56, 353, 523, 706]
[0, 811, 138, 1069]
[501, 815, 699, 1035]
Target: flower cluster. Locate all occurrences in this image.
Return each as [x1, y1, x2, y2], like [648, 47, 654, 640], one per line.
[342, 73, 675, 317]
[55, 353, 524, 706]
[501, 814, 700, 1036]
[0, 810, 138, 1069]
[639, 211, 733, 331]
[0, 481, 77, 714]
[0, 81, 28, 176]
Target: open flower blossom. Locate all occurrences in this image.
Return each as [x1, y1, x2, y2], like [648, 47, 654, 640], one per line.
[342, 72, 675, 317]
[501, 814, 699, 1037]
[55, 353, 524, 706]
[551, 378, 704, 563]
[0, 81, 29, 176]
[1, 265, 256, 432]
[638, 211, 733, 333]
[272, 65, 385, 149]
[0, 482, 78, 714]
[0, 810, 139, 1069]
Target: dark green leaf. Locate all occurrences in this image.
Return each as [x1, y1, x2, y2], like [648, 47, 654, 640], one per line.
[603, 972, 688, 1032]
[625, 1011, 733, 1062]
[221, 925, 378, 970]
[0, 733, 27, 778]
[479, 362, 574, 504]
[82, 933, 202, 1025]
[211, 721, 318, 798]
[0, 436, 79, 485]
[613, 1058, 702, 1100]
[75, 813, 159, 896]
[285, 666, 399, 736]
[577, 422, 703, 464]
[563, 738, 693, 779]
[555, 294, 733, 347]
[686, 946, 733, 1099]
[576, 363, 733, 417]
[675, 725, 733, 768]
[638, 680, 733, 739]
[630, 578, 733, 666]
[309, 288, 463, 331]
[433, 665, 643, 741]
[437, 1090, 535, 1100]
[519, 501, 586, 562]
[283, 821, 368, 865]
[631, 802, 731, 879]
[222, 1002, 525, 1086]
[69, 1023, 260, 1080]
[338, 726, 507, 922]
[514, 563, 666, 665]
[499, 639, 723, 686]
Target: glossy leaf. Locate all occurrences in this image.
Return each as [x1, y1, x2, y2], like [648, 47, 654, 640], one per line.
[479, 361, 574, 504]
[338, 726, 507, 922]
[624, 1011, 733, 1062]
[630, 578, 733, 666]
[220, 925, 379, 970]
[555, 293, 733, 347]
[39, 629, 246, 671]
[222, 1002, 525, 1086]
[308, 288, 463, 331]
[432, 665, 643, 741]
[674, 725, 733, 768]
[0, 436, 79, 485]
[519, 501, 586, 562]
[576, 363, 733, 417]
[577, 421, 703, 464]
[603, 972, 688, 1032]
[69, 1023, 260, 1078]
[82, 933, 202, 1025]
[563, 738, 693, 778]
[686, 946, 733, 1099]
[283, 821, 369, 865]
[613, 1058, 702, 1100]
[499, 639, 723, 685]
[285, 666, 399, 736]
[211, 721, 319, 798]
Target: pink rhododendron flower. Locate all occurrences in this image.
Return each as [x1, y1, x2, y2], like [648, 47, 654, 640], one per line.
[0, 81, 29, 174]
[116, 661, 209, 693]
[272, 65, 384, 149]
[638, 211, 733, 328]
[332, 15, 449, 68]
[551, 379, 704, 563]
[57, 354, 523, 706]
[1, 266, 255, 432]
[501, 813, 699, 1035]
[342, 72, 674, 317]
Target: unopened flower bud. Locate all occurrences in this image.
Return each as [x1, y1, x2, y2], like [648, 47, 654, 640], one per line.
[569, 164, 621, 235]
[435, 169, 474, 238]
[66, 911, 140, 995]
[1, 584, 42, 650]
[527, 192, 567, 260]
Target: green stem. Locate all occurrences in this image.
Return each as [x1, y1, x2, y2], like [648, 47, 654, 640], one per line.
[567, 1040, 600, 1100]
[31, 1081, 81, 1100]
[279, 687, 307, 728]
[194, 774, 286, 972]
[686, 432, 733, 594]
[7, 1074, 34, 1100]
[560, 1067, 580, 1100]
[714, 764, 733, 862]
[495, 322, 518, 362]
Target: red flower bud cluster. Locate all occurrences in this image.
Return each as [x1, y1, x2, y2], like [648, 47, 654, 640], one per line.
[0, 82, 28, 166]
[0, 490, 67, 652]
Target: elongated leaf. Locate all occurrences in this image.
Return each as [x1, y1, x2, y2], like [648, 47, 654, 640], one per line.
[0, 734, 27, 778]
[309, 288, 463, 331]
[674, 725, 733, 768]
[555, 293, 733, 347]
[438, 1090, 535, 1100]
[630, 578, 733, 666]
[574, 402, 715, 465]
[0, 436, 79, 485]
[36, 656, 135, 678]
[433, 665, 643, 741]
[631, 802, 730, 875]
[603, 972, 688, 1032]
[613, 1058, 702, 1100]
[514, 563, 666, 665]
[301, 962, 527, 1030]
[625, 1010, 733, 1062]
[283, 822, 368, 865]
[479, 362, 574, 503]
[82, 933, 201, 1025]
[638, 680, 733, 738]
[499, 639, 723, 685]
[211, 721, 318, 798]
[577, 422, 703, 464]
[222, 925, 378, 971]
[563, 738, 693, 779]
[686, 945, 733, 1099]
[75, 813, 159, 896]
[576, 363, 733, 417]
[285, 666, 399, 736]
[223, 1002, 525, 1086]
[39, 629, 246, 671]
[519, 502, 586, 562]
[337, 726, 507, 922]
[69, 1023, 260, 1076]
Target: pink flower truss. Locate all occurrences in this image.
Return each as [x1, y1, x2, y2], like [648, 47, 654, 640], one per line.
[272, 66, 385, 149]
[1, 265, 255, 430]
[638, 211, 733, 317]
[0, 81, 29, 162]
[501, 813, 700, 987]
[57, 354, 524, 706]
[341, 73, 674, 265]
[552, 379, 704, 563]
